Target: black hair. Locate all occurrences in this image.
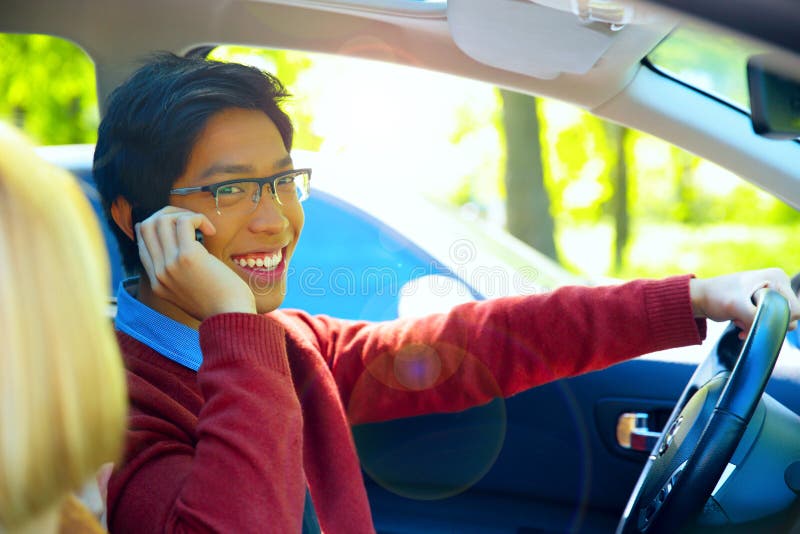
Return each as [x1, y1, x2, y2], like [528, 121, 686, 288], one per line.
[93, 52, 294, 275]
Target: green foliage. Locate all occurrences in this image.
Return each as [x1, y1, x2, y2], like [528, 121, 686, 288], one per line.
[618, 223, 800, 279]
[538, 106, 799, 277]
[0, 34, 98, 144]
[209, 46, 323, 151]
[450, 101, 490, 146]
[450, 94, 505, 205]
[448, 178, 473, 207]
[539, 102, 616, 225]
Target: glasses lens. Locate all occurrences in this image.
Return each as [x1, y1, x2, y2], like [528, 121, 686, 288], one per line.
[275, 172, 310, 205]
[213, 172, 310, 215]
[214, 181, 260, 215]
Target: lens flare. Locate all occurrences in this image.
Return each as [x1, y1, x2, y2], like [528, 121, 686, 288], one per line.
[348, 346, 507, 500]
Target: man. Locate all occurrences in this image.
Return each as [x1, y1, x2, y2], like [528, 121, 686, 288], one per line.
[94, 53, 799, 533]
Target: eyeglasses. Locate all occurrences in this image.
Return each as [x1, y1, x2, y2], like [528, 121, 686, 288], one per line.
[169, 168, 311, 216]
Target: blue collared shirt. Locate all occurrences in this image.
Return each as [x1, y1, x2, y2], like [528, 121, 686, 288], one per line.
[114, 277, 203, 371]
[789, 328, 800, 350]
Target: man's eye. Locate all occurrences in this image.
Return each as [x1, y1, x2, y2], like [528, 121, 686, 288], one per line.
[276, 177, 296, 190]
[217, 184, 246, 196]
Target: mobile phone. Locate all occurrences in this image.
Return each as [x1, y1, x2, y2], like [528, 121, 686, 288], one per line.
[195, 229, 204, 245]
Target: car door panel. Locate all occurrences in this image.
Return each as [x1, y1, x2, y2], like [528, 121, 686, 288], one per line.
[363, 353, 800, 533]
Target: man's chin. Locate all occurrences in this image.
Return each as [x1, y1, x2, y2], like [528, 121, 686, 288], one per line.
[255, 302, 282, 314]
[253, 287, 287, 314]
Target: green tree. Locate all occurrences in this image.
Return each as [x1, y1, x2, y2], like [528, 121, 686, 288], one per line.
[0, 34, 98, 144]
[209, 46, 322, 151]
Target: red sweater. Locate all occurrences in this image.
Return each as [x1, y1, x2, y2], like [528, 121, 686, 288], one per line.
[107, 276, 704, 533]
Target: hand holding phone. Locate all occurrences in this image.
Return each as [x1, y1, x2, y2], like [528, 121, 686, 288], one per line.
[135, 206, 256, 319]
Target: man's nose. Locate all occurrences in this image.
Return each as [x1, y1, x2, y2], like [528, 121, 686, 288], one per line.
[254, 182, 286, 206]
[250, 185, 288, 230]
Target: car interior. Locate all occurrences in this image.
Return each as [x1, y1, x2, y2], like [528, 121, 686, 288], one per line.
[3, 0, 800, 532]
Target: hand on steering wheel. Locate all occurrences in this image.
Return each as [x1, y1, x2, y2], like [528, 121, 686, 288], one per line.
[616, 289, 791, 534]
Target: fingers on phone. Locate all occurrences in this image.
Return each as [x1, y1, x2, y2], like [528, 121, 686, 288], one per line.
[135, 223, 158, 288]
[156, 215, 180, 265]
[136, 215, 181, 288]
[136, 210, 216, 283]
[195, 213, 216, 237]
[175, 215, 203, 249]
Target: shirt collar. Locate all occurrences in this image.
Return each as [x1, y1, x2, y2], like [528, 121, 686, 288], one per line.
[789, 328, 800, 350]
[114, 277, 203, 371]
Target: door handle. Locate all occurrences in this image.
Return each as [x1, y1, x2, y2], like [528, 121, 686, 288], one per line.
[617, 412, 661, 452]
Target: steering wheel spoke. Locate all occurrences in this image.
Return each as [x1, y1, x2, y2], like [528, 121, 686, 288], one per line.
[617, 290, 790, 534]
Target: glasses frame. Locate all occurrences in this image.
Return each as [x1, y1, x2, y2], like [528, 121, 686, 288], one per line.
[169, 168, 312, 214]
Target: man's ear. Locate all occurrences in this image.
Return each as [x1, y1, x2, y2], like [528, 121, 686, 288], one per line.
[110, 197, 135, 241]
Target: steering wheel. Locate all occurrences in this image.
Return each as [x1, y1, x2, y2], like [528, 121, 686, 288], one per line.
[616, 289, 790, 534]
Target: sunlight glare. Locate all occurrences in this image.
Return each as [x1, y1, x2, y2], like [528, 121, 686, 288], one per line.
[694, 160, 741, 196]
[295, 56, 499, 207]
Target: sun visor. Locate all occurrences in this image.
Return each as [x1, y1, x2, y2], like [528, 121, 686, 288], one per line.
[448, 0, 613, 79]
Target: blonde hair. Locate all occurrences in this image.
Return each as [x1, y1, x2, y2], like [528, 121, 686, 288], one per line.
[0, 123, 127, 530]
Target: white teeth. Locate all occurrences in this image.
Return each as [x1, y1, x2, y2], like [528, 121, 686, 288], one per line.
[234, 249, 284, 270]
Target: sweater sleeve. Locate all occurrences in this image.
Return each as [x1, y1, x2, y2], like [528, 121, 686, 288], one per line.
[108, 313, 306, 534]
[284, 275, 705, 425]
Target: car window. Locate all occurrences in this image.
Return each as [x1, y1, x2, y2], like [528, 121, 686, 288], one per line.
[209, 45, 800, 282]
[0, 33, 125, 287]
[647, 25, 761, 113]
[3, 35, 798, 293]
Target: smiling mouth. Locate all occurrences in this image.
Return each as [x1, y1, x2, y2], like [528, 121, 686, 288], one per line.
[231, 248, 284, 272]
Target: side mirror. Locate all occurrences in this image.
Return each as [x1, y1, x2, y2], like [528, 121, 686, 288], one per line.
[747, 53, 800, 140]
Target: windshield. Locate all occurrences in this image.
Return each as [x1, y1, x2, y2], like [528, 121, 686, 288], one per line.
[648, 25, 766, 112]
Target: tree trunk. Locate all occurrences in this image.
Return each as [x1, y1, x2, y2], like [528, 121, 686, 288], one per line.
[604, 123, 631, 272]
[499, 89, 557, 261]
[672, 146, 696, 223]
